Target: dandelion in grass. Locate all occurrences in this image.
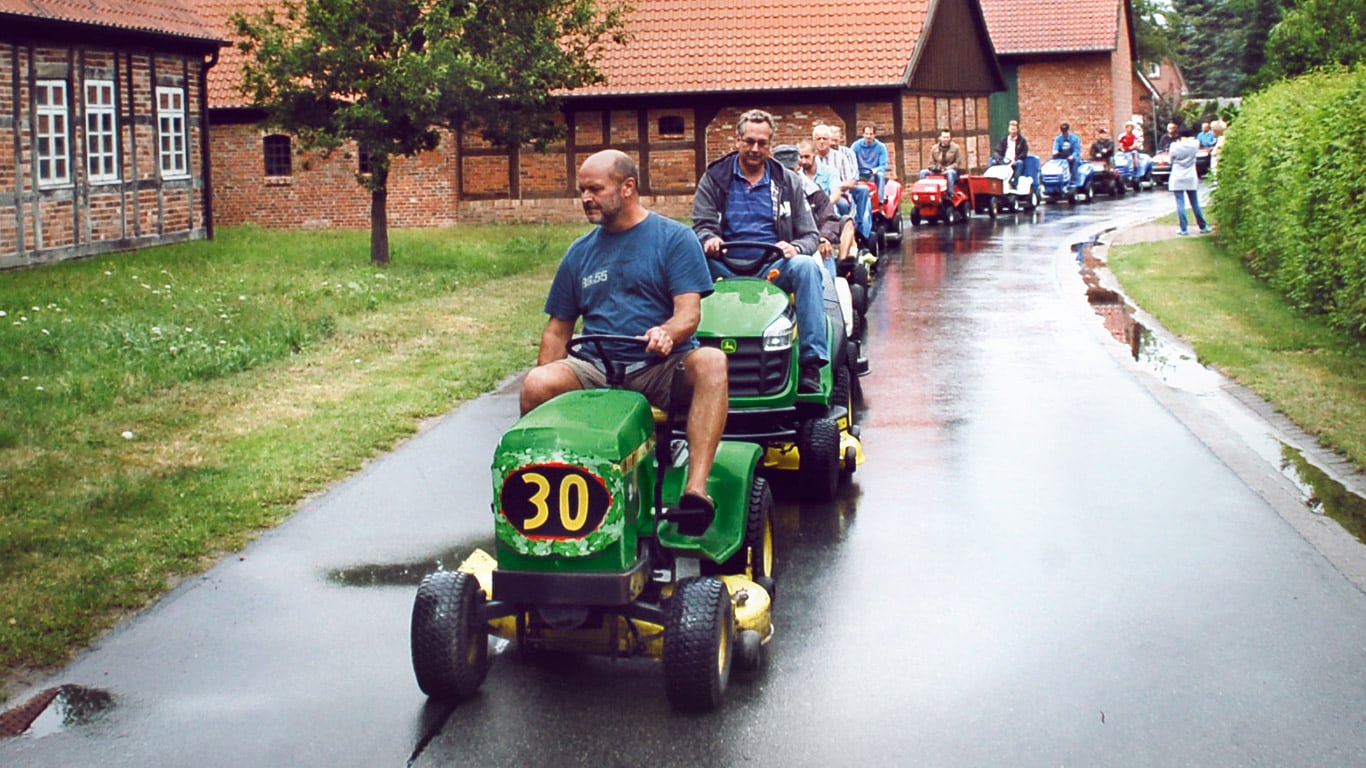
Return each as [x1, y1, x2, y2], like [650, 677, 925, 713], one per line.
[121, 431, 134, 440]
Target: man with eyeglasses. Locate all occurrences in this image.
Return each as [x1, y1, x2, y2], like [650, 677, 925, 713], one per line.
[692, 109, 827, 393]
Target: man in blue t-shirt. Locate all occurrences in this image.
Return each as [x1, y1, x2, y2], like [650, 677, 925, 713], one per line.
[851, 124, 889, 199]
[522, 149, 727, 516]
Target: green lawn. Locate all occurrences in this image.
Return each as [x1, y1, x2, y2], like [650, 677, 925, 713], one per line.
[0, 224, 586, 698]
[1106, 226, 1366, 469]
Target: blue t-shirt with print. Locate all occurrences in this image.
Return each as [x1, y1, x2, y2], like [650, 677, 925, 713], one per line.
[545, 212, 713, 367]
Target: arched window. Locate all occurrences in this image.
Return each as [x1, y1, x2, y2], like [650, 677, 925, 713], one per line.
[263, 134, 292, 176]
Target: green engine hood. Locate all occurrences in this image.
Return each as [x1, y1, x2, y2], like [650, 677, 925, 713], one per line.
[697, 278, 792, 338]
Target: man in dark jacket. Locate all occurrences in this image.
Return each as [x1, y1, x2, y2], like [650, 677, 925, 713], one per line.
[994, 119, 1029, 185]
[692, 109, 826, 392]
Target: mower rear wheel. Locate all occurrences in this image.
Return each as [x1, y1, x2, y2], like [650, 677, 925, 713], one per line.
[703, 476, 774, 583]
[797, 417, 841, 501]
[664, 577, 734, 712]
[411, 571, 490, 700]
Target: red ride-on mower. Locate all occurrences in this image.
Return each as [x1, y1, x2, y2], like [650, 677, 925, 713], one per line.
[854, 171, 904, 255]
[908, 170, 969, 225]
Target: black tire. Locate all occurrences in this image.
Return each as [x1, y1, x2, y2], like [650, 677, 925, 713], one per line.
[889, 211, 903, 241]
[1028, 187, 1041, 210]
[986, 195, 998, 219]
[910, 209, 921, 226]
[797, 417, 841, 501]
[873, 221, 887, 256]
[831, 361, 855, 425]
[703, 476, 774, 582]
[411, 571, 489, 700]
[849, 260, 870, 290]
[955, 200, 970, 222]
[1116, 179, 1126, 197]
[848, 281, 868, 322]
[664, 577, 734, 712]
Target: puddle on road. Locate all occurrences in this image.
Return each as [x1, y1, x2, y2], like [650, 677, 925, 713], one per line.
[328, 538, 497, 587]
[1076, 240, 1220, 393]
[0, 685, 114, 739]
[1076, 238, 1366, 545]
[1280, 445, 1366, 545]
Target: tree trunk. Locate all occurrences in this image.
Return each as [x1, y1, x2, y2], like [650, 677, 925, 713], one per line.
[370, 166, 390, 266]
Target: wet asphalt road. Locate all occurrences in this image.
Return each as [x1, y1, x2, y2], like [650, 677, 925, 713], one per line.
[5, 188, 1366, 767]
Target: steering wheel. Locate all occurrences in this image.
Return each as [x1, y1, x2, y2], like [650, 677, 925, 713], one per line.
[565, 333, 648, 389]
[710, 240, 787, 278]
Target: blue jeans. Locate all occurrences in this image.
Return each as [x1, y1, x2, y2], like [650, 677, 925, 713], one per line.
[1173, 189, 1207, 232]
[919, 168, 958, 194]
[835, 185, 874, 241]
[709, 253, 829, 365]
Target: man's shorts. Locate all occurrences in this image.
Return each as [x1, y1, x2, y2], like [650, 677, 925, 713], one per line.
[557, 348, 697, 411]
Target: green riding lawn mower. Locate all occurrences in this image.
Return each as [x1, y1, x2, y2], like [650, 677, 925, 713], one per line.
[695, 241, 866, 502]
[411, 335, 775, 713]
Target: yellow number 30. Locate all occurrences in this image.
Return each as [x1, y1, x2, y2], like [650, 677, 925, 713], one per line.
[520, 471, 591, 532]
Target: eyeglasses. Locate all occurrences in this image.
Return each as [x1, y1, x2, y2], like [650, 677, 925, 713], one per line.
[740, 137, 770, 148]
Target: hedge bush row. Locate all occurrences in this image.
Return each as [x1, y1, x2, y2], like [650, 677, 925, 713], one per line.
[1211, 67, 1366, 338]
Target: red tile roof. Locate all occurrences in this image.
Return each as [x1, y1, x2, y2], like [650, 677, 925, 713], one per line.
[194, 0, 275, 107]
[194, 0, 935, 107]
[0, 0, 222, 44]
[578, 0, 932, 96]
[979, 0, 1122, 55]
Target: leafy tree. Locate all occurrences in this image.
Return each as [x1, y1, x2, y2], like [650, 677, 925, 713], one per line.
[232, 0, 629, 264]
[1171, 0, 1250, 96]
[1132, 0, 1178, 67]
[1259, 0, 1366, 84]
[1239, 0, 1286, 90]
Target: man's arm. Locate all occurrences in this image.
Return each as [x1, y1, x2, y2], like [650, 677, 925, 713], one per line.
[536, 316, 576, 366]
[646, 292, 702, 356]
[691, 172, 725, 253]
[785, 171, 821, 255]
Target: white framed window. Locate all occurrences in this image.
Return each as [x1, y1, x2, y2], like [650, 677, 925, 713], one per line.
[35, 80, 71, 187]
[1146, 61, 1161, 79]
[85, 80, 119, 183]
[156, 86, 188, 178]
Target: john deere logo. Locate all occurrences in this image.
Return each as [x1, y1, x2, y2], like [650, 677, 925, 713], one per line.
[720, 339, 738, 354]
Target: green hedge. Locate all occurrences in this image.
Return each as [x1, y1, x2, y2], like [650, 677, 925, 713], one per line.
[1211, 67, 1366, 338]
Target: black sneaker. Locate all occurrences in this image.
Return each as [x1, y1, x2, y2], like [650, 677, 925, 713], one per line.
[798, 362, 822, 393]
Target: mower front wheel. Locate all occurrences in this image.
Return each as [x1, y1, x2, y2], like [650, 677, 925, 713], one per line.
[664, 577, 734, 712]
[411, 571, 490, 700]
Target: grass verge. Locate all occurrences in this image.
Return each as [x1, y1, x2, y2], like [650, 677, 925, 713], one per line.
[1106, 225, 1366, 470]
[0, 224, 585, 700]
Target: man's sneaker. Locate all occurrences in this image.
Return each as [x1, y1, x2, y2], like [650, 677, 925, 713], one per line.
[798, 362, 822, 394]
[1199, 226, 1212, 234]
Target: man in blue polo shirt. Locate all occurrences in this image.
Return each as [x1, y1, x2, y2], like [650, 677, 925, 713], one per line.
[692, 109, 826, 393]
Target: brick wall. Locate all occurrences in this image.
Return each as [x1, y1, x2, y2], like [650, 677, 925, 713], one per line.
[208, 90, 996, 229]
[1015, 55, 1115, 152]
[1, 42, 210, 268]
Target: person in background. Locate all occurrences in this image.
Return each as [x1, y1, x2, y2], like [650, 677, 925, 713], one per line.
[1209, 119, 1227, 176]
[994, 119, 1028, 186]
[919, 128, 963, 193]
[1090, 127, 1115, 163]
[1117, 121, 1141, 174]
[1052, 123, 1082, 186]
[813, 124, 872, 246]
[1156, 121, 1179, 153]
[793, 138, 842, 277]
[1168, 127, 1211, 236]
[1197, 121, 1217, 149]
[522, 149, 728, 521]
[851, 124, 889, 199]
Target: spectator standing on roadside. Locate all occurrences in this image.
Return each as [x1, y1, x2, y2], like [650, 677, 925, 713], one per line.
[1168, 127, 1210, 236]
